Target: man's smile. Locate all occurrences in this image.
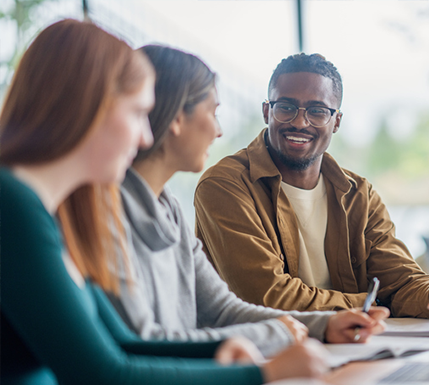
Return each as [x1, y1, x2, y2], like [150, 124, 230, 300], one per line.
[285, 135, 312, 144]
[281, 130, 316, 149]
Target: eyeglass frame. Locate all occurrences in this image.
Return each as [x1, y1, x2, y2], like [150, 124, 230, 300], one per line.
[265, 100, 340, 128]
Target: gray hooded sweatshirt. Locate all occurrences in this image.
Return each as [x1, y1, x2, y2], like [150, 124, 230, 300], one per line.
[115, 168, 333, 357]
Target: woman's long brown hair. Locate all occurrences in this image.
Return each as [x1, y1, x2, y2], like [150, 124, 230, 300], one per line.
[133, 45, 216, 163]
[0, 19, 154, 293]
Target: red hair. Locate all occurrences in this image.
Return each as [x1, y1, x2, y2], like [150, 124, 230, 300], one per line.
[0, 19, 154, 292]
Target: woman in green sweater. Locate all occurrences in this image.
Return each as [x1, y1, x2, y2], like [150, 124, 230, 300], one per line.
[0, 19, 327, 385]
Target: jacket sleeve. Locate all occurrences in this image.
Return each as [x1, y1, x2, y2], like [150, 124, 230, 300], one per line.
[364, 185, 429, 318]
[195, 175, 367, 312]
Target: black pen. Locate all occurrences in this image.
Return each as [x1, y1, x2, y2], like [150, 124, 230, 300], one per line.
[354, 277, 380, 341]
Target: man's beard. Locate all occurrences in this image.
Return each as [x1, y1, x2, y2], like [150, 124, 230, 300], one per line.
[265, 129, 324, 171]
[275, 149, 320, 171]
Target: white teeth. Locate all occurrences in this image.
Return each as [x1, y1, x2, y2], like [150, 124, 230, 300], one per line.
[286, 136, 310, 143]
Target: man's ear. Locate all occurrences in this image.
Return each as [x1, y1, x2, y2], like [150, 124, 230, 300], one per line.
[333, 111, 342, 133]
[262, 102, 269, 125]
[170, 111, 185, 136]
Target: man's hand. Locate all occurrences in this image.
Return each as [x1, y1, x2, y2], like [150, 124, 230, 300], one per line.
[277, 314, 309, 343]
[324, 307, 390, 344]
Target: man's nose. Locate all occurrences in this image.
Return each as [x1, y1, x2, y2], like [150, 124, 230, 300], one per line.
[290, 108, 310, 129]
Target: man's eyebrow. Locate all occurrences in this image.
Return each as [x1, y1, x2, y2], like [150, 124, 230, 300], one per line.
[275, 97, 328, 107]
[276, 96, 299, 104]
[306, 100, 328, 107]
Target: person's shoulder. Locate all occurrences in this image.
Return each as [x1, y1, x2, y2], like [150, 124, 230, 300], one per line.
[1, 167, 19, 192]
[0, 168, 43, 207]
[341, 167, 371, 187]
[199, 148, 250, 184]
[0, 168, 58, 243]
[323, 154, 372, 192]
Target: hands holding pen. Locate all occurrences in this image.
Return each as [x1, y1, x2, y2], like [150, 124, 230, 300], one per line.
[215, 277, 389, 383]
[325, 277, 389, 344]
[324, 306, 389, 343]
[275, 277, 389, 345]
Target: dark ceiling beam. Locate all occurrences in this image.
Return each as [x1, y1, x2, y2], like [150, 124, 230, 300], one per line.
[297, 0, 304, 52]
[82, 0, 89, 21]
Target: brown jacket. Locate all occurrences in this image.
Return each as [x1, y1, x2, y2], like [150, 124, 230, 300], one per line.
[195, 129, 429, 317]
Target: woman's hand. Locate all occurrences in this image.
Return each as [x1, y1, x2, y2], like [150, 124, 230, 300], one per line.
[215, 336, 264, 365]
[276, 315, 309, 344]
[262, 339, 329, 383]
[324, 306, 390, 344]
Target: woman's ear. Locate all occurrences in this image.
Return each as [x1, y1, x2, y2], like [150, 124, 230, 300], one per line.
[169, 110, 185, 137]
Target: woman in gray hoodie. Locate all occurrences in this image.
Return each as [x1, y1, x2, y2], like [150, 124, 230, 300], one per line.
[113, 44, 388, 378]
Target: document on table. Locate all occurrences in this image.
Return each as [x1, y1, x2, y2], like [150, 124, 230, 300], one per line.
[324, 336, 429, 368]
[381, 318, 429, 337]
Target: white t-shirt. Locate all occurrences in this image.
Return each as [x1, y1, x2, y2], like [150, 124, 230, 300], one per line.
[281, 176, 332, 290]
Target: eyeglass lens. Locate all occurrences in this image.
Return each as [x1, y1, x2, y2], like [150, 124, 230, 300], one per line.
[273, 102, 332, 127]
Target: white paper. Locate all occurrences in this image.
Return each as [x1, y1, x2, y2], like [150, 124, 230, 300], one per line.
[381, 318, 429, 337]
[323, 336, 429, 368]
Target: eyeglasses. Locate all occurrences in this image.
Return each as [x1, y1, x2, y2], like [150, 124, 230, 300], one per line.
[266, 100, 340, 128]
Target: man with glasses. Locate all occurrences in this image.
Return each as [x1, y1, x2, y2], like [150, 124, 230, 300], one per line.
[194, 53, 429, 318]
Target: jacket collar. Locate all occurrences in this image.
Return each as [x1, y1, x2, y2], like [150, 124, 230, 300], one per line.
[248, 128, 357, 192]
[321, 153, 357, 193]
[248, 129, 282, 183]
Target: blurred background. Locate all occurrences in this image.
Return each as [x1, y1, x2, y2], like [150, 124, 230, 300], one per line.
[1, 0, 428, 261]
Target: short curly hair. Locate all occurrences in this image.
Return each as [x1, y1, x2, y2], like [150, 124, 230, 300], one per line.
[268, 53, 343, 106]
